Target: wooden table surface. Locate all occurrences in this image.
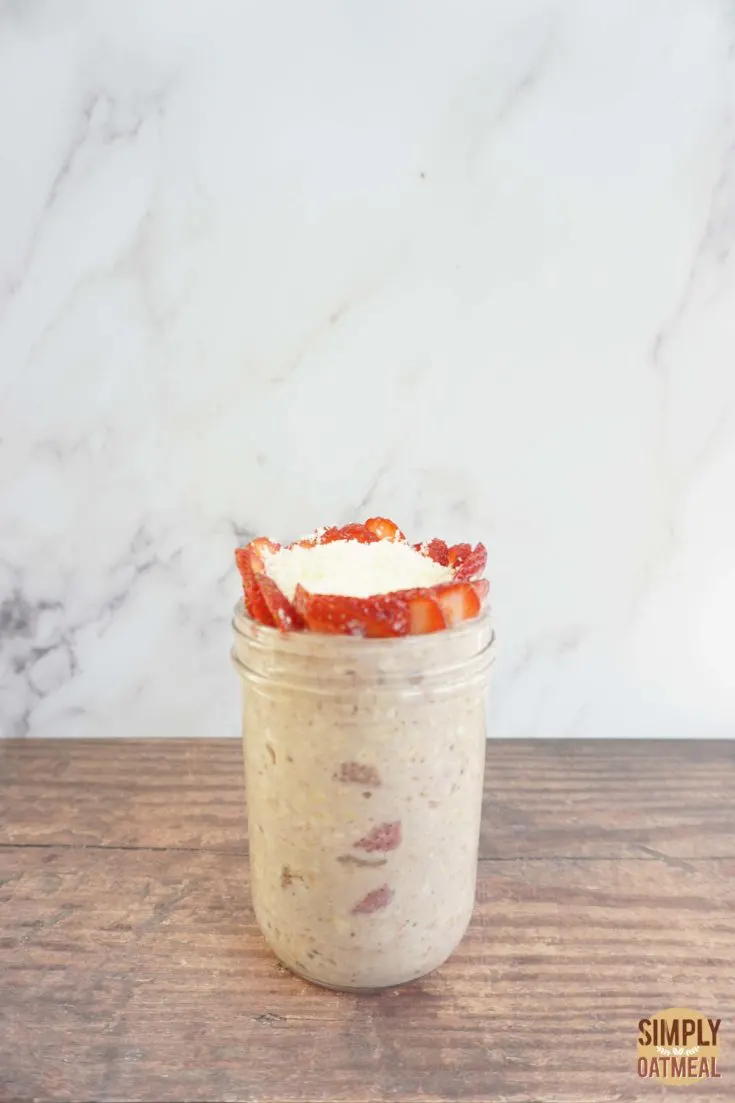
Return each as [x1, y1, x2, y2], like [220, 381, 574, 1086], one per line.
[1, 738, 733, 1103]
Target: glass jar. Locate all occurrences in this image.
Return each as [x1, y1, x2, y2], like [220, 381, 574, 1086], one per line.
[231, 601, 495, 991]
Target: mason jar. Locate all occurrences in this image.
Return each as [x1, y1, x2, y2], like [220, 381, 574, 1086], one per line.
[231, 601, 494, 991]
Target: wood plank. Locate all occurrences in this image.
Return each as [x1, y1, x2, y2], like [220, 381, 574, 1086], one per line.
[1, 738, 734, 858]
[1, 846, 733, 1103]
[0, 738, 246, 852]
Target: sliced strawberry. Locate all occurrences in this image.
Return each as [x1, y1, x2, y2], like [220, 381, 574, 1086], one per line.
[354, 821, 402, 852]
[447, 542, 472, 569]
[248, 536, 279, 571]
[292, 583, 309, 620]
[334, 762, 382, 787]
[452, 542, 487, 580]
[294, 586, 409, 637]
[295, 585, 449, 637]
[254, 573, 305, 631]
[472, 578, 490, 603]
[406, 591, 445, 634]
[425, 538, 450, 566]
[234, 546, 251, 582]
[364, 516, 406, 541]
[351, 883, 394, 915]
[246, 583, 273, 625]
[234, 546, 275, 626]
[317, 523, 379, 545]
[431, 581, 481, 627]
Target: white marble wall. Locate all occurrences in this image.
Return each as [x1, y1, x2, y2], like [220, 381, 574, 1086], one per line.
[1, 1, 734, 739]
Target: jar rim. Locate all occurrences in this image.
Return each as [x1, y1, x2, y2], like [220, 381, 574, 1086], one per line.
[231, 600, 495, 696]
[231, 599, 493, 653]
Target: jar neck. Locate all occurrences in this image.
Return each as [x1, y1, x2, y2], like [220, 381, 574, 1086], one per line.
[231, 603, 495, 697]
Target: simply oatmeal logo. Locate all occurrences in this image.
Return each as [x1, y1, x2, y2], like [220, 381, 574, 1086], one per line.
[637, 1008, 721, 1085]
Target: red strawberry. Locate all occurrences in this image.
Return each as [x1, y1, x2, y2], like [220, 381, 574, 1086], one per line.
[295, 584, 452, 637]
[317, 523, 379, 545]
[334, 762, 382, 787]
[248, 536, 279, 569]
[472, 578, 490, 603]
[452, 542, 487, 581]
[351, 883, 394, 915]
[364, 516, 406, 541]
[431, 581, 481, 627]
[354, 821, 402, 852]
[424, 538, 450, 565]
[294, 586, 409, 637]
[234, 546, 250, 582]
[254, 573, 305, 631]
[235, 545, 275, 626]
[447, 542, 472, 569]
[406, 592, 445, 634]
[292, 583, 309, 619]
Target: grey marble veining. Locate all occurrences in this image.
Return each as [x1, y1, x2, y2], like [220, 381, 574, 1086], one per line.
[1, 1, 734, 738]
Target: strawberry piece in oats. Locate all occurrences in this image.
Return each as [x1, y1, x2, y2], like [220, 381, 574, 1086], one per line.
[335, 762, 382, 787]
[354, 821, 402, 852]
[351, 883, 394, 915]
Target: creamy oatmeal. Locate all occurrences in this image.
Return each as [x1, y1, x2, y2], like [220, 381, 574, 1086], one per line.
[232, 603, 494, 990]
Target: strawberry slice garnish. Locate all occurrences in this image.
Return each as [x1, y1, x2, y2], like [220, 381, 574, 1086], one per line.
[294, 586, 409, 637]
[431, 581, 481, 627]
[472, 578, 490, 602]
[452, 542, 487, 581]
[317, 523, 379, 545]
[413, 538, 450, 566]
[235, 539, 280, 627]
[427, 538, 450, 565]
[255, 573, 305, 631]
[292, 583, 309, 619]
[294, 585, 447, 637]
[234, 546, 251, 583]
[406, 591, 445, 634]
[335, 762, 382, 786]
[235, 545, 275, 626]
[364, 516, 406, 541]
[447, 543, 472, 569]
[294, 524, 378, 547]
[248, 537, 279, 570]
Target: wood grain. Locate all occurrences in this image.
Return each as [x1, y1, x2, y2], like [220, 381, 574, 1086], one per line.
[2, 847, 734, 1103]
[1, 738, 733, 858]
[1, 738, 734, 1103]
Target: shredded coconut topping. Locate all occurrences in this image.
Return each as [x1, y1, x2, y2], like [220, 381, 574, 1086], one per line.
[261, 539, 454, 602]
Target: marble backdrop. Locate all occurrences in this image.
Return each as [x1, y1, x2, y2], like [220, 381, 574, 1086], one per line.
[1, 0, 734, 739]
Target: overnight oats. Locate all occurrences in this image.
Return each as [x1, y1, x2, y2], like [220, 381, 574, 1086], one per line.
[231, 517, 494, 991]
